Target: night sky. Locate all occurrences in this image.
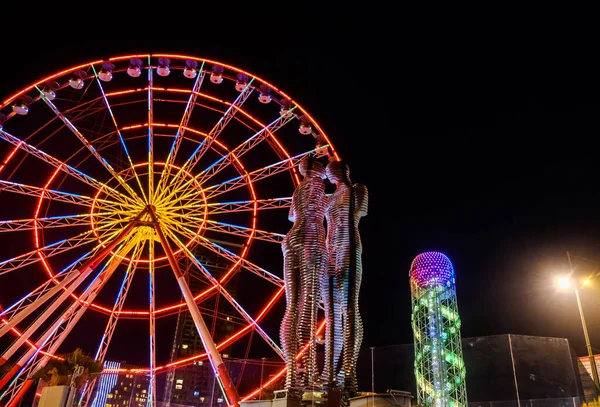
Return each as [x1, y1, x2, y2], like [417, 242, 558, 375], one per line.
[1, 7, 600, 363]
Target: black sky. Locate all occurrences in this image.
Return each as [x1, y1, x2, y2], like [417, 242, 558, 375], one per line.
[1, 5, 600, 361]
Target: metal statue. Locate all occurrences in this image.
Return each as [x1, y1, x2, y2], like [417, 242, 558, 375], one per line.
[280, 155, 328, 390]
[322, 160, 368, 394]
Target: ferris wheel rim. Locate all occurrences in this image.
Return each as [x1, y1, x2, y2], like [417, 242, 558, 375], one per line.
[0, 53, 339, 161]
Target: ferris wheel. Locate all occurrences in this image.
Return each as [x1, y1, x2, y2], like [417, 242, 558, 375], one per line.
[0, 54, 338, 407]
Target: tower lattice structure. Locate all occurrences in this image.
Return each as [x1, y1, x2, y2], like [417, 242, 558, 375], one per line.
[409, 252, 467, 407]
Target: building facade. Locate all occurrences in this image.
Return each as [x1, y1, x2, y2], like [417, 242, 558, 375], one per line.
[90, 361, 150, 407]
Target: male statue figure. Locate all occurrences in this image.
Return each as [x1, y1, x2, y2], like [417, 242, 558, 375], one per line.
[280, 155, 327, 391]
[322, 160, 368, 394]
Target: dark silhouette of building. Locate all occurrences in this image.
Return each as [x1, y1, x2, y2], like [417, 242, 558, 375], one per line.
[354, 334, 596, 405]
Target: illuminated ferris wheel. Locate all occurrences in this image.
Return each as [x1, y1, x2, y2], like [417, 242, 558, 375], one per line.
[0, 54, 338, 407]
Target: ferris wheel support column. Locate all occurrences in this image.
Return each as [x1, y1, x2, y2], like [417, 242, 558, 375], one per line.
[5, 379, 33, 407]
[78, 241, 144, 407]
[148, 235, 157, 407]
[0, 214, 143, 366]
[0, 235, 139, 392]
[149, 209, 240, 407]
[0, 237, 140, 407]
[0, 270, 81, 340]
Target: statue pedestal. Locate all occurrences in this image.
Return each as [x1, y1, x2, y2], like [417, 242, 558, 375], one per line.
[240, 390, 303, 407]
[346, 392, 413, 407]
[239, 400, 275, 407]
[273, 396, 302, 407]
[239, 390, 413, 407]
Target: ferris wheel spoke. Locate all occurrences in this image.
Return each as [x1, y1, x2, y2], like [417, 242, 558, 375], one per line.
[80, 239, 145, 407]
[0, 234, 139, 398]
[0, 325, 59, 405]
[184, 79, 254, 171]
[159, 198, 206, 215]
[173, 216, 284, 244]
[0, 129, 138, 207]
[155, 63, 206, 200]
[148, 210, 240, 407]
[0, 229, 136, 328]
[147, 60, 155, 204]
[90, 67, 149, 204]
[94, 238, 144, 362]
[195, 107, 297, 186]
[0, 219, 128, 277]
[0, 179, 137, 210]
[0, 244, 100, 325]
[148, 227, 157, 405]
[165, 229, 283, 359]
[0, 211, 127, 233]
[163, 197, 292, 215]
[0, 221, 140, 365]
[206, 197, 292, 214]
[36, 87, 141, 205]
[177, 144, 328, 205]
[162, 219, 282, 286]
[157, 80, 255, 204]
[0, 238, 118, 339]
[157, 111, 296, 206]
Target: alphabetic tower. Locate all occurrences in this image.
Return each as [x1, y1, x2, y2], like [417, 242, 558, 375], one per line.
[409, 252, 467, 407]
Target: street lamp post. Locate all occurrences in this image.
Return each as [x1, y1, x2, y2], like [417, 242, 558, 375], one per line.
[566, 252, 600, 392]
[573, 284, 600, 390]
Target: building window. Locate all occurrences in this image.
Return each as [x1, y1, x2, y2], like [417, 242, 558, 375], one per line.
[182, 344, 188, 349]
[175, 385, 182, 390]
[176, 379, 183, 384]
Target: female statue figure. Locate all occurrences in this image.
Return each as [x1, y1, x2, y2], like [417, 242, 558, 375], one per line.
[322, 160, 368, 394]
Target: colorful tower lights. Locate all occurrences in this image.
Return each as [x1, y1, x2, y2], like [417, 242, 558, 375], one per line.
[409, 252, 467, 407]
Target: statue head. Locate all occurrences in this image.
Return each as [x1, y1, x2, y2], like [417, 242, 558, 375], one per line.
[299, 155, 325, 179]
[326, 160, 350, 185]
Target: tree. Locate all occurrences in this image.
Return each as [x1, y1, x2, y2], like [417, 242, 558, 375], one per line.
[0, 363, 13, 376]
[32, 348, 103, 389]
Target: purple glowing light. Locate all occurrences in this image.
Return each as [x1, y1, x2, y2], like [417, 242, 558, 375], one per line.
[410, 251, 455, 288]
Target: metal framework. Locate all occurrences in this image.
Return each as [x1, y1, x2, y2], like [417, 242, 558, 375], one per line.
[410, 252, 467, 407]
[0, 54, 339, 407]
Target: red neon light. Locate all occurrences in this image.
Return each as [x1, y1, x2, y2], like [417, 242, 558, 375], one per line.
[85, 285, 284, 374]
[241, 319, 326, 401]
[1, 61, 103, 107]
[0, 144, 21, 175]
